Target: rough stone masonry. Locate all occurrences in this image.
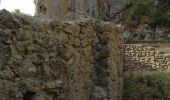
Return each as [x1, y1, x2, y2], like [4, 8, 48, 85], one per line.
[0, 10, 123, 100]
[123, 44, 170, 71]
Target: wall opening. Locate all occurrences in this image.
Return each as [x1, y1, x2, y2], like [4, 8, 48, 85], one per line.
[23, 91, 36, 100]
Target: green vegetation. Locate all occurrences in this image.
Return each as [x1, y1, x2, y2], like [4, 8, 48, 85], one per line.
[12, 9, 31, 16]
[129, 0, 170, 28]
[123, 37, 129, 43]
[124, 71, 170, 100]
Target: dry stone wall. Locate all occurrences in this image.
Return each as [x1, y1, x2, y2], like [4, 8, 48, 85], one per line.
[35, 0, 131, 20]
[123, 44, 170, 71]
[0, 10, 123, 100]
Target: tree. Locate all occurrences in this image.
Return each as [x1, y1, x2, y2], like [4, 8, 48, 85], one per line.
[12, 9, 30, 16]
[129, 0, 170, 27]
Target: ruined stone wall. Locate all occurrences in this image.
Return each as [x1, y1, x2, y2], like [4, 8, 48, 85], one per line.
[35, 0, 131, 20]
[123, 44, 170, 71]
[0, 10, 123, 100]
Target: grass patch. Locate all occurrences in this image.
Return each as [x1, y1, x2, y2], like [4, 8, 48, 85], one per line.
[123, 71, 170, 100]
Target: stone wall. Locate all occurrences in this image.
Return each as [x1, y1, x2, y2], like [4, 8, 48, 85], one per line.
[0, 10, 123, 100]
[35, 0, 131, 20]
[123, 44, 170, 71]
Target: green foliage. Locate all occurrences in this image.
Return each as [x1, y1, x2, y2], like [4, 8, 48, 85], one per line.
[129, 0, 151, 20]
[123, 77, 133, 97]
[123, 37, 130, 43]
[124, 71, 170, 99]
[129, 0, 170, 27]
[12, 9, 31, 16]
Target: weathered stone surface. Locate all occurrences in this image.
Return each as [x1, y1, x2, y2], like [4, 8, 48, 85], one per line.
[0, 9, 21, 29]
[0, 10, 123, 100]
[35, 0, 131, 20]
[123, 44, 170, 71]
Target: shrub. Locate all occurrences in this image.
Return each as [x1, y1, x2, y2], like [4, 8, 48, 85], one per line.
[129, 0, 170, 27]
[12, 9, 31, 16]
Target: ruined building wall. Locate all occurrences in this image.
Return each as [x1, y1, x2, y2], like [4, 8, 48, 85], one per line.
[123, 44, 170, 71]
[0, 10, 123, 100]
[35, 0, 131, 20]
